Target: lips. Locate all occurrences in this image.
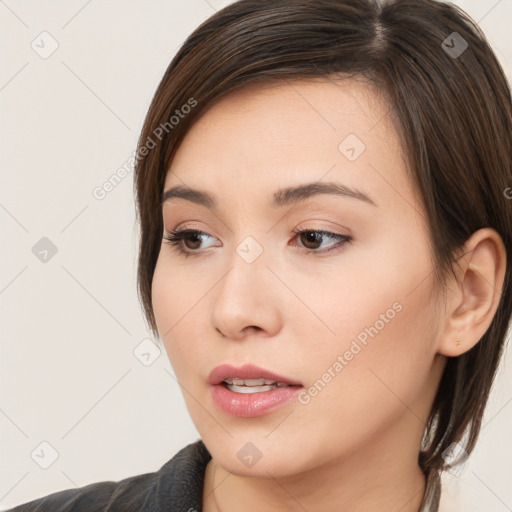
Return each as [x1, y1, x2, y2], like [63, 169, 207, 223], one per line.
[209, 363, 304, 417]
[207, 363, 303, 387]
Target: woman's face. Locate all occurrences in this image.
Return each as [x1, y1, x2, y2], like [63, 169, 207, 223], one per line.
[152, 78, 447, 477]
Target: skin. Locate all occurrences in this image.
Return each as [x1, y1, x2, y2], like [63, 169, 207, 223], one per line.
[151, 77, 506, 512]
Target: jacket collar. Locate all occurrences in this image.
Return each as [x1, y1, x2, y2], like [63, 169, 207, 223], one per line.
[152, 439, 212, 511]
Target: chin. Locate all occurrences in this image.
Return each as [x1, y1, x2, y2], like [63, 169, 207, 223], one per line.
[201, 430, 320, 478]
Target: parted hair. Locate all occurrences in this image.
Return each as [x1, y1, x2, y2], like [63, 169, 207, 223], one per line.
[132, 0, 512, 509]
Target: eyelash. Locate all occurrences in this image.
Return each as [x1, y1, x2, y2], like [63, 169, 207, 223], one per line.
[162, 226, 352, 258]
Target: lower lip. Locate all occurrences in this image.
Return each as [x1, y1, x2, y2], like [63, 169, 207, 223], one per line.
[211, 383, 303, 417]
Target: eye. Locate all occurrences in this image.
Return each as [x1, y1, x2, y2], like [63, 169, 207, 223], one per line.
[291, 226, 352, 255]
[163, 226, 353, 257]
[163, 228, 219, 257]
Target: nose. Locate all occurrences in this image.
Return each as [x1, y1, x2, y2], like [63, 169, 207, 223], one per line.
[210, 242, 282, 341]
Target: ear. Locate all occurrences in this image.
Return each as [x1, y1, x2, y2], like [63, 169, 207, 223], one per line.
[437, 228, 507, 357]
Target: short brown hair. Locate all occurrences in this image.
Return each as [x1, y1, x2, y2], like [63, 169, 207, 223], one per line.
[133, 0, 512, 507]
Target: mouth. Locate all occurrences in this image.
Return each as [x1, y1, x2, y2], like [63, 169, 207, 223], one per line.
[208, 364, 304, 417]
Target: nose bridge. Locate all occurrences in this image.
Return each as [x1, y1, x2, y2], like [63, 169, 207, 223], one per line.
[211, 232, 279, 337]
[217, 233, 268, 305]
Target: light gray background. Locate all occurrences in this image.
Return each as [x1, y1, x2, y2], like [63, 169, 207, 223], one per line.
[0, 1, 511, 510]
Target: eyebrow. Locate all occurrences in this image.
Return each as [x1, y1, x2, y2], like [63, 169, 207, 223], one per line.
[161, 181, 377, 209]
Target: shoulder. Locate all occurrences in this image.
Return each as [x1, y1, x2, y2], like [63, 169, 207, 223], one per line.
[5, 439, 211, 512]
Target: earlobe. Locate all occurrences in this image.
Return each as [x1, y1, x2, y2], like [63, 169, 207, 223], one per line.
[437, 228, 506, 358]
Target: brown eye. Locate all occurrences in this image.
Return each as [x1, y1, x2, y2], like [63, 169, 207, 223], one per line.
[299, 231, 324, 250]
[163, 228, 218, 255]
[292, 228, 352, 254]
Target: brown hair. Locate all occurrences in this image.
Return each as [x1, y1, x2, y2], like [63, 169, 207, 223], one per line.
[133, 0, 512, 508]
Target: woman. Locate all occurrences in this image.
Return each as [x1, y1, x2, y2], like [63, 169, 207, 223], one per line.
[7, 0, 511, 510]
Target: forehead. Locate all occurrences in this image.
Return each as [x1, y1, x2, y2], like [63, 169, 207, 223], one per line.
[170, 77, 395, 162]
[163, 78, 417, 218]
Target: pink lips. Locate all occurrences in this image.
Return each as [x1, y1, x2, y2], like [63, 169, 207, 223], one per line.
[208, 363, 303, 418]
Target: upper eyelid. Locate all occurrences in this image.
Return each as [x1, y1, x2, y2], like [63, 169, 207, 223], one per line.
[165, 226, 346, 238]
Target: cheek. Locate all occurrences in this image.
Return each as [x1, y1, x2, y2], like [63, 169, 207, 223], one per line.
[151, 257, 194, 367]
[151, 257, 176, 338]
[296, 239, 438, 426]
[296, 282, 435, 395]
[151, 254, 218, 384]
[291, 294, 437, 461]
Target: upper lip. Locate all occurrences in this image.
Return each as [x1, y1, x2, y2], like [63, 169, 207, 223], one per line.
[208, 363, 303, 386]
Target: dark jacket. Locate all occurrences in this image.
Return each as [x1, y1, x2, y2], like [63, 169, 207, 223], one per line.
[5, 440, 211, 512]
[6, 439, 440, 511]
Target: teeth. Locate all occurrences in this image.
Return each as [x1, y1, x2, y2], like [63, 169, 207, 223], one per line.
[223, 378, 278, 386]
[222, 378, 292, 392]
[226, 384, 278, 393]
